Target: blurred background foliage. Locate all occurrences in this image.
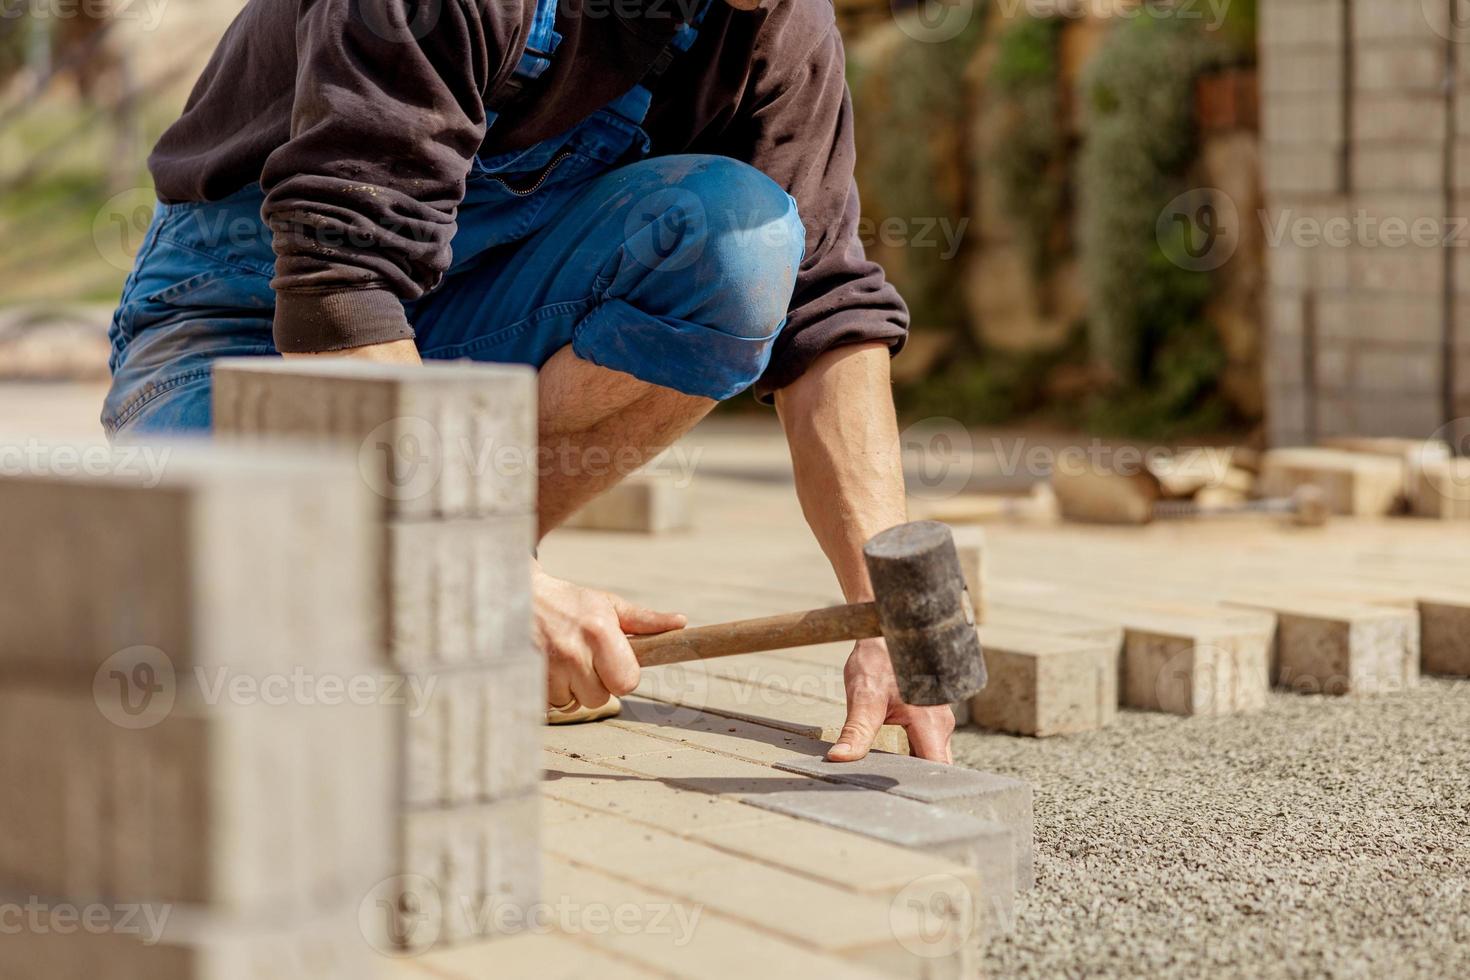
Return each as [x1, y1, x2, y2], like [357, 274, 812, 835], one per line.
[0, 0, 1264, 439]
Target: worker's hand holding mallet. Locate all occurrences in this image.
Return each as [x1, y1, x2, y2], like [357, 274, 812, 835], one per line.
[536, 522, 986, 763]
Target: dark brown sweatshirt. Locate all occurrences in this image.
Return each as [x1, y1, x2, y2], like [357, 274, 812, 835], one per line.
[148, 0, 907, 397]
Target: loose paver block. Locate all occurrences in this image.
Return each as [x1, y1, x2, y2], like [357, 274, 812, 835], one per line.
[404, 659, 544, 808]
[1227, 597, 1420, 695]
[0, 446, 380, 681]
[967, 624, 1118, 737]
[1409, 458, 1470, 520]
[398, 794, 542, 948]
[562, 473, 692, 533]
[1421, 597, 1470, 675]
[213, 358, 536, 520]
[1121, 615, 1271, 716]
[949, 524, 987, 621]
[388, 516, 534, 668]
[1259, 447, 1405, 516]
[774, 753, 1034, 892]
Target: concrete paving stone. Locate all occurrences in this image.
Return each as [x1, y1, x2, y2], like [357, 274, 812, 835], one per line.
[0, 901, 375, 980]
[635, 664, 910, 754]
[1260, 447, 1406, 516]
[542, 754, 781, 834]
[540, 858, 895, 980]
[1421, 598, 1470, 676]
[1227, 597, 1421, 695]
[700, 653, 847, 706]
[949, 524, 987, 620]
[983, 603, 1125, 649]
[742, 787, 1016, 938]
[388, 516, 533, 669]
[213, 358, 536, 520]
[967, 624, 1118, 738]
[1410, 458, 1470, 520]
[592, 744, 824, 797]
[399, 794, 541, 949]
[404, 659, 545, 809]
[773, 752, 1034, 891]
[0, 685, 391, 920]
[0, 444, 380, 682]
[1121, 617, 1271, 717]
[562, 474, 692, 533]
[541, 811, 742, 886]
[403, 928, 663, 980]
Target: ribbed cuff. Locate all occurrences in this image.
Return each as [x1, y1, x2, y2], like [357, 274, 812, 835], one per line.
[272, 288, 415, 353]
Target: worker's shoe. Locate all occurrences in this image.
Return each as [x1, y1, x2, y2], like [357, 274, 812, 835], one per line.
[547, 696, 622, 725]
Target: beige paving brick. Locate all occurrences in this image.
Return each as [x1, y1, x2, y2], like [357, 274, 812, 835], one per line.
[0, 685, 391, 919]
[1421, 597, 1470, 676]
[967, 625, 1117, 737]
[1121, 616, 1271, 716]
[408, 929, 662, 980]
[388, 517, 533, 669]
[950, 524, 987, 621]
[213, 358, 536, 520]
[562, 473, 691, 533]
[540, 858, 893, 980]
[612, 696, 833, 764]
[1260, 447, 1406, 516]
[1410, 458, 1470, 520]
[404, 659, 544, 809]
[983, 603, 1125, 649]
[1227, 597, 1421, 695]
[0, 446, 380, 682]
[398, 794, 541, 948]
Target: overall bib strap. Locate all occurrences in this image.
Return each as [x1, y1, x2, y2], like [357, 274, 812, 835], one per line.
[603, 0, 715, 130]
[485, 0, 564, 131]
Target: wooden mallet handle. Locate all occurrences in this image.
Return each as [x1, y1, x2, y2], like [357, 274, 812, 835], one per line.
[629, 603, 883, 667]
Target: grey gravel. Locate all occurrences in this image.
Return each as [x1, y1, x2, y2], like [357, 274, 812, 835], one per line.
[954, 679, 1470, 980]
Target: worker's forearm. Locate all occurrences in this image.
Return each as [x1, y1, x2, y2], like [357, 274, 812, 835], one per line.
[775, 344, 907, 603]
[281, 337, 422, 364]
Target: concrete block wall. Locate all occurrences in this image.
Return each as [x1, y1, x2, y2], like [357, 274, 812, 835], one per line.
[0, 446, 391, 976]
[214, 359, 544, 953]
[1261, 0, 1462, 445]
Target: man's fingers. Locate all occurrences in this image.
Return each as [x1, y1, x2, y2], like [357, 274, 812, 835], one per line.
[609, 595, 688, 636]
[902, 706, 956, 764]
[828, 693, 886, 762]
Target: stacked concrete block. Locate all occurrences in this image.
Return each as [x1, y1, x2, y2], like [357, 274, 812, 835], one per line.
[0, 445, 390, 977]
[1120, 614, 1272, 717]
[1409, 456, 1470, 519]
[1260, 0, 1459, 442]
[214, 359, 544, 951]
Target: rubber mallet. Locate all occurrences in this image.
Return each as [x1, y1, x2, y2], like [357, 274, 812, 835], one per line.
[628, 521, 986, 706]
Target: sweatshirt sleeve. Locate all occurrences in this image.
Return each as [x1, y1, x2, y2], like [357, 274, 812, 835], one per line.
[260, 0, 495, 352]
[731, 23, 909, 401]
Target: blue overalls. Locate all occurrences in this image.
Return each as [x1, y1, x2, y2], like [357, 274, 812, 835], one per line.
[102, 0, 805, 436]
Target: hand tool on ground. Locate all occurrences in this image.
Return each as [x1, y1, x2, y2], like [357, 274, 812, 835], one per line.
[1050, 465, 1328, 527]
[628, 521, 986, 706]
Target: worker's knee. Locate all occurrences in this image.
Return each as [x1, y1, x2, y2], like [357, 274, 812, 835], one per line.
[588, 156, 804, 399]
